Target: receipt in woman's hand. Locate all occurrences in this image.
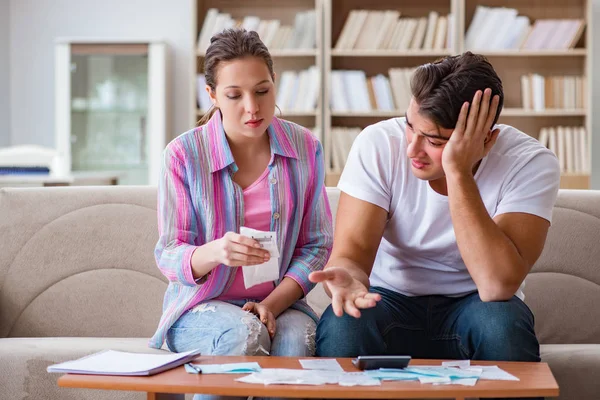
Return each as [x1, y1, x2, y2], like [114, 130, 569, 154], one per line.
[239, 227, 280, 289]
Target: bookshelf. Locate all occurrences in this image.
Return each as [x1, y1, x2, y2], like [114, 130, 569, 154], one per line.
[192, 0, 323, 142]
[192, 0, 593, 189]
[323, 0, 593, 188]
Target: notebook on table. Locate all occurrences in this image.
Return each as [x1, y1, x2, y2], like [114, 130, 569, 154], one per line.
[47, 348, 201, 376]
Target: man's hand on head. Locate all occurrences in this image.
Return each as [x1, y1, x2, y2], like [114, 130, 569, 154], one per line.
[442, 88, 501, 176]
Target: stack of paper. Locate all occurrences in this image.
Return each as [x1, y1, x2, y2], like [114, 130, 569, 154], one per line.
[232, 360, 519, 387]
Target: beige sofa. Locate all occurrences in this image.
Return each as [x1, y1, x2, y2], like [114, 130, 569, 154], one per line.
[0, 186, 599, 400]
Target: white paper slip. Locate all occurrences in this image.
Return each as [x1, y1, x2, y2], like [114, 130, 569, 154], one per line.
[473, 366, 520, 381]
[235, 368, 379, 386]
[185, 362, 261, 374]
[419, 376, 451, 384]
[47, 348, 201, 376]
[240, 227, 280, 288]
[434, 378, 478, 386]
[299, 359, 344, 372]
[442, 360, 470, 368]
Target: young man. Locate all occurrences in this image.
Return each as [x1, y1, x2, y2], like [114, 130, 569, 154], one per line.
[310, 53, 559, 384]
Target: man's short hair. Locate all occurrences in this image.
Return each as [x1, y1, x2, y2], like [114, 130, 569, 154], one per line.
[411, 51, 504, 130]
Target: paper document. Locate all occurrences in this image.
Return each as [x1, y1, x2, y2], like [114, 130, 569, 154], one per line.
[240, 227, 280, 288]
[233, 363, 518, 387]
[442, 360, 470, 368]
[47, 349, 201, 376]
[299, 359, 344, 372]
[434, 378, 478, 386]
[472, 366, 520, 381]
[185, 362, 261, 374]
[236, 368, 380, 386]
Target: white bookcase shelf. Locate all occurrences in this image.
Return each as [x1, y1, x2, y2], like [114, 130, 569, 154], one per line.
[331, 50, 453, 57]
[192, 0, 593, 189]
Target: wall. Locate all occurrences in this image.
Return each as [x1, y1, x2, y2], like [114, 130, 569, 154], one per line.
[9, 0, 194, 148]
[0, 0, 10, 147]
[592, 0, 599, 189]
[5, 0, 600, 188]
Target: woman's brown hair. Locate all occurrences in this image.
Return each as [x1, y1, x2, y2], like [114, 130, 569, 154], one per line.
[197, 28, 275, 126]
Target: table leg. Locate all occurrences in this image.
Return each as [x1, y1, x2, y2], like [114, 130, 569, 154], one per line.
[147, 392, 184, 400]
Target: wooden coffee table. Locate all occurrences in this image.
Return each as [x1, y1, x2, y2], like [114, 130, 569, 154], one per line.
[57, 356, 559, 400]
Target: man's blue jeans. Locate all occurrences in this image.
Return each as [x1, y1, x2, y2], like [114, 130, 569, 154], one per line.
[316, 286, 541, 400]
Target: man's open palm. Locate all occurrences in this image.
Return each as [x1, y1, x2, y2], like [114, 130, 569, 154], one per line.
[309, 267, 381, 318]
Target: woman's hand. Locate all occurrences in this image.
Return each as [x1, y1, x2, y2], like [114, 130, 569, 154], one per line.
[210, 231, 271, 267]
[309, 267, 381, 318]
[243, 301, 276, 338]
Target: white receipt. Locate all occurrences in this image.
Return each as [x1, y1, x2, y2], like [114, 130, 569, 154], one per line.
[442, 360, 471, 368]
[299, 359, 344, 372]
[240, 227, 280, 289]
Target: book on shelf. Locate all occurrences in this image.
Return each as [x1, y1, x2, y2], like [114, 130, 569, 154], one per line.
[197, 9, 317, 53]
[330, 127, 361, 173]
[465, 6, 585, 51]
[538, 126, 589, 174]
[334, 10, 452, 51]
[521, 74, 586, 110]
[330, 68, 416, 113]
[276, 66, 320, 113]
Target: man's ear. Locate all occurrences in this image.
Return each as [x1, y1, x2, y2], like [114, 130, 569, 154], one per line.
[484, 128, 501, 154]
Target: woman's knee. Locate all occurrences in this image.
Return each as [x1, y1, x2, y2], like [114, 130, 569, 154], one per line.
[271, 310, 316, 357]
[166, 302, 271, 356]
[217, 312, 271, 356]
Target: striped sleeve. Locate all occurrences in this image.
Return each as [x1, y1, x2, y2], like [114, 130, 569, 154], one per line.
[284, 139, 334, 295]
[154, 146, 199, 287]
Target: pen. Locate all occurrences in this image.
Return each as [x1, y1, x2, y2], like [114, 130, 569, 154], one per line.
[186, 363, 202, 374]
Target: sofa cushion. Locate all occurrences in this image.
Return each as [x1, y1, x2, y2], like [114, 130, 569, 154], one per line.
[0, 337, 166, 400]
[0, 187, 167, 338]
[526, 190, 600, 344]
[541, 344, 600, 400]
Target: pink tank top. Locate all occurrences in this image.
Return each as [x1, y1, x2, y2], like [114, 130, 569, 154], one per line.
[216, 168, 275, 301]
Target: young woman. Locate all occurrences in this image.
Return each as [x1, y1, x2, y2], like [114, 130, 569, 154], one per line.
[149, 28, 332, 369]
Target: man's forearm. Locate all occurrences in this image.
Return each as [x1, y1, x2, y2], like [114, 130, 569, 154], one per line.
[446, 171, 527, 301]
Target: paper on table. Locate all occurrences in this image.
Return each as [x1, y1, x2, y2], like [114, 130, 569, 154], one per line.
[299, 359, 344, 372]
[434, 378, 478, 386]
[419, 376, 451, 384]
[470, 366, 520, 381]
[185, 362, 261, 374]
[47, 349, 201, 376]
[442, 360, 470, 368]
[405, 366, 481, 379]
[365, 369, 423, 380]
[236, 368, 380, 386]
[367, 366, 481, 381]
[240, 227, 280, 289]
[338, 372, 381, 386]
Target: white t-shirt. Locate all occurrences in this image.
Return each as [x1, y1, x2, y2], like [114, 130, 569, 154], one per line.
[338, 117, 560, 298]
